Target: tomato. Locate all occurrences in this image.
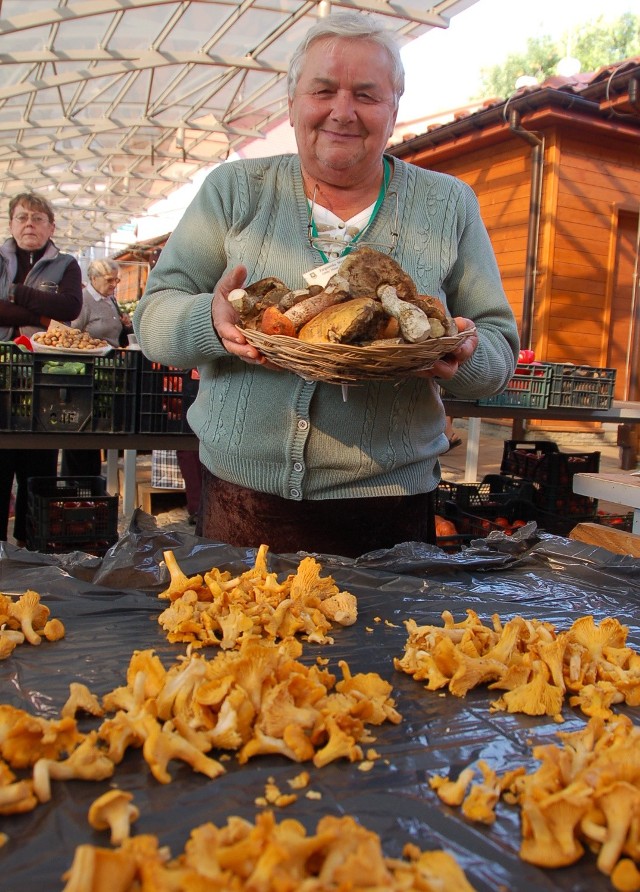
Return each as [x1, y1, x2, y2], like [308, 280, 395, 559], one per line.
[518, 349, 535, 363]
[435, 515, 458, 538]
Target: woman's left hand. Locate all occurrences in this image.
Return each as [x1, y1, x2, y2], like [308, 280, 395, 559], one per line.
[414, 317, 478, 380]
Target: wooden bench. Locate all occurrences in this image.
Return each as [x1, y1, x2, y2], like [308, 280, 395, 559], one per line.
[569, 522, 640, 557]
[119, 465, 186, 515]
[137, 481, 186, 514]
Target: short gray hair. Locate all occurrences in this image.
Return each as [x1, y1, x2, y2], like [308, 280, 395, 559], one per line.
[88, 258, 119, 281]
[287, 12, 405, 106]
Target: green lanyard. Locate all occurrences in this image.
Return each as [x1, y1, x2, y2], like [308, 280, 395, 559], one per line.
[309, 157, 391, 263]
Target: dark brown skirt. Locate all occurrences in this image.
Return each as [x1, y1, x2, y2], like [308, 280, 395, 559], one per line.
[200, 468, 436, 557]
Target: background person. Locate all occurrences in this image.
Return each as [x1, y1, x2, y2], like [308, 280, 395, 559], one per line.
[134, 12, 519, 558]
[69, 258, 131, 348]
[0, 192, 83, 547]
[61, 258, 132, 477]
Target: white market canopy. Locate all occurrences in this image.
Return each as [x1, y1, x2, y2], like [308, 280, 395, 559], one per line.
[0, 0, 479, 252]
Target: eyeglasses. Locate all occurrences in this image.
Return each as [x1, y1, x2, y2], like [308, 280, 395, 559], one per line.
[12, 212, 51, 225]
[98, 275, 120, 284]
[307, 188, 399, 258]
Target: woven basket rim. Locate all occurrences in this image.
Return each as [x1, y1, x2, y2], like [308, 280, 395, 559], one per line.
[239, 326, 475, 385]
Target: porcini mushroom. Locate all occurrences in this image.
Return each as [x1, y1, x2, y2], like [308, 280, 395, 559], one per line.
[377, 284, 431, 343]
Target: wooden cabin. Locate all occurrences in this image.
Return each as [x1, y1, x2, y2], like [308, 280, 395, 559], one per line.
[389, 58, 640, 433]
[112, 233, 169, 305]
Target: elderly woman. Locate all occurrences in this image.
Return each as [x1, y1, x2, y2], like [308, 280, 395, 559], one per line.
[71, 258, 131, 348]
[135, 12, 519, 557]
[61, 258, 132, 478]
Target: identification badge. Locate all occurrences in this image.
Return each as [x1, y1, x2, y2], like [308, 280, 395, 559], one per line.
[303, 257, 343, 288]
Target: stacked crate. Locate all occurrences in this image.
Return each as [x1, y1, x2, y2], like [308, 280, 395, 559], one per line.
[137, 357, 199, 434]
[500, 440, 601, 536]
[0, 343, 138, 433]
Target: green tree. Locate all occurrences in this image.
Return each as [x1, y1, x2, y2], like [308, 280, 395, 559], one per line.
[479, 12, 640, 99]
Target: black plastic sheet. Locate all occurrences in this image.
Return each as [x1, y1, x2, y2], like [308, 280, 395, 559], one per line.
[2, 521, 640, 891]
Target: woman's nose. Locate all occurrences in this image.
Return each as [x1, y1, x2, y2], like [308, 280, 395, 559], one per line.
[330, 90, 357, 122]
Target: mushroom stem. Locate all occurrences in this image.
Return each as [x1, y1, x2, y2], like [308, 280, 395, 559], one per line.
[377, 284, 432, 343]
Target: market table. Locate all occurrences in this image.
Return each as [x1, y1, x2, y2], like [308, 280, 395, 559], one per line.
[573, 471, 640, 533]
[0, 432, 199, 518]
[443, 398, 640, 482]
[2, 399, 640, 516]
[2, 528, 640, 891]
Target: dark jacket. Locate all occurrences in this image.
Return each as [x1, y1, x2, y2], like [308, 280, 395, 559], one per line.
[0, 237, 83, 339]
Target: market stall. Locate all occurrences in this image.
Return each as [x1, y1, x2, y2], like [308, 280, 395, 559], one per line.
[2, 520, 640, 890]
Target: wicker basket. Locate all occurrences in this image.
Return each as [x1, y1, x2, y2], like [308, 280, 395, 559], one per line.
[240, 327, 475, 385]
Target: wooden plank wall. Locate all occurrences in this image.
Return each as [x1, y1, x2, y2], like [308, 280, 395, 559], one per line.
[419, 140, 531, 333]
[544, 132, 640, 370]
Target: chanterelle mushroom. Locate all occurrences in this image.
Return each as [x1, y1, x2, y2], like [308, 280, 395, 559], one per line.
[88, 789, 140, 845]
[8, 591, 50, 645]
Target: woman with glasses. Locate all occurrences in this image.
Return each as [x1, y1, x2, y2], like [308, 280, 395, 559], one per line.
[61, 258, 132, 478]
[70, 258, 131, 349]
[135, 12, 519, 558]
[0, 192, 83, 548]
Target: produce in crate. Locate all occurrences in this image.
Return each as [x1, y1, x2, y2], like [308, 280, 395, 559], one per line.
[231, 247, 459, 346]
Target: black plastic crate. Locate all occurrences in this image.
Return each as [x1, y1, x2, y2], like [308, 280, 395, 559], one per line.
[0, 343, 138, 433]
[534, 508, 598, 538]
[25, 476, 118, 555]
[500, 440, 559, 477]
[137, 357, 199, 434]
[436, 474, 534, 515]
[478, 363, 552, 409]
[529, 481, 598, 515]
[524, 450, 600, 486]
[547, 363, 616, 409]
[440, 498, 539, 539]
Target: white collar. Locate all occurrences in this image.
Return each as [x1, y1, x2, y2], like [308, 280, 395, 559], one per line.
[87, 282, 107, 302]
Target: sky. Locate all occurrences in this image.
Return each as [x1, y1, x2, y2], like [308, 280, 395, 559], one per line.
[397, 0, 637, 122]
[123, 0, 638, 245]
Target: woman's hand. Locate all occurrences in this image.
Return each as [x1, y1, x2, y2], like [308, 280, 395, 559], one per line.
[414, 317, 478, 380]
[211, 265, 266, 364]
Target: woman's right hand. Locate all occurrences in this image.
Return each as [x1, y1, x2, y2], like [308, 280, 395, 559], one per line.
[211, 265, 266, 364]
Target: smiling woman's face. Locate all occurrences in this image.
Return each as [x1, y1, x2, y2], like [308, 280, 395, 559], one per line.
[288, 37, 398, 187]
[9, 201, 55, 251]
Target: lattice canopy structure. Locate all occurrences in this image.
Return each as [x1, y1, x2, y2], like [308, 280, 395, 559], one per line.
[0, 0, 479, 252]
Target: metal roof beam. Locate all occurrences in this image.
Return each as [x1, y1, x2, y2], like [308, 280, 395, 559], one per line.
[0, 116, 261, 139]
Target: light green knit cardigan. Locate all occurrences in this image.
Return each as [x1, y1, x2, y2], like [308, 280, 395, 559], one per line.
[135, 154, 519, 501]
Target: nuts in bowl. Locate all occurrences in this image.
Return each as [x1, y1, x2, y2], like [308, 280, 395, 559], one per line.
[32, 324, 109, 352]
